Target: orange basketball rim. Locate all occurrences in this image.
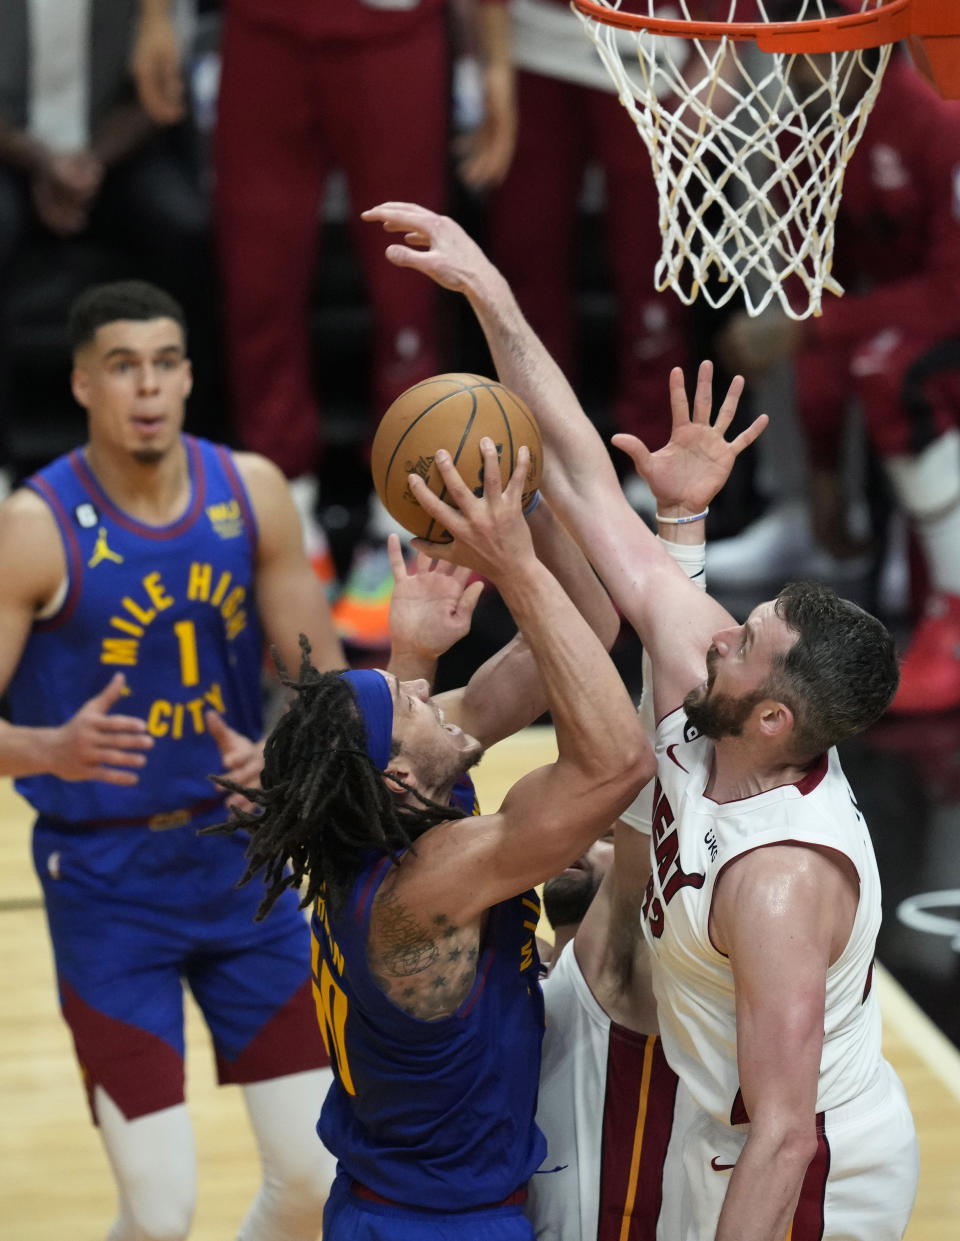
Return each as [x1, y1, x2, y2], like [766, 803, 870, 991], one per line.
[570, 0, 960, 98]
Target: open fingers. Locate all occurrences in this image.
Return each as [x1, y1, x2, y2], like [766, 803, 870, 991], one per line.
[96, 716, 153, 742]
[712, 373, 746, 436]
[93, 766, 141, 787]
[610, 432, 652, 478]
[387, 532, 408, 581]
[690, 359, 715, 425]
[94, 672, 137, 715]
[92, 745, 149, 770]
[667, 366, 691, 429]
[731, 411, 770, 456]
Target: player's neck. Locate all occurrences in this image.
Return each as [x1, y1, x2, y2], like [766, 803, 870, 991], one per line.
[706, 738, 812, 803]
[548, 925, 577, 971]
[83, 437, 191, 526]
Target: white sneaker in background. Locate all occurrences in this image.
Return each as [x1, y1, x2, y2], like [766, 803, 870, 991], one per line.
[366, 490, 414, 546]
[706, 500, 816, 588]
[877, 512, 911, 618]
[288, 473, 337, 598]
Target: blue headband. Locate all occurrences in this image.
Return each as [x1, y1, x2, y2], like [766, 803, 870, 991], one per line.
[340, 669, 394, 771]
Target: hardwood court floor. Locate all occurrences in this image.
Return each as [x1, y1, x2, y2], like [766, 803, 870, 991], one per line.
[1, 726, 958, 1240]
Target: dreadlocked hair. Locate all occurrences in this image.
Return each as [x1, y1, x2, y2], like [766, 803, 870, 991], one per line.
[201, 635, 466, 921]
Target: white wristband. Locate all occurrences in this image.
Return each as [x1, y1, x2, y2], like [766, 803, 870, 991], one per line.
[655, 506, 708, 524]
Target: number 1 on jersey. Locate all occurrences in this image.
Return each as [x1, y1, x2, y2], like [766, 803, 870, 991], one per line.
[174, 619, 200, 687]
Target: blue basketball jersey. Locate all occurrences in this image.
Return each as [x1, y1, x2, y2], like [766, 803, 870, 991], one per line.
[310, 776, 547, 1210]
[9, 436, 264, 825]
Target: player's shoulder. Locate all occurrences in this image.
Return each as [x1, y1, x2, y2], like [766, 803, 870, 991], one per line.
[229, 450, 293, 509]
[0, 486, 67, 604]
[0, 483, 61, 537]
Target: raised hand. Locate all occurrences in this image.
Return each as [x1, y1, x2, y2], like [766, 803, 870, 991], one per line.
[408, 439, 535, 582]
[387, 533, 485, 663]
[205, 710, 264, 813]
[611, 361, 768, 517]
[48, 672, 153, 785]
[361, 202, 491, 296]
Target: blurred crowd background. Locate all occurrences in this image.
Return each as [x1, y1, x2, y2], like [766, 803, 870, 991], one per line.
[3, 0, 960, 722]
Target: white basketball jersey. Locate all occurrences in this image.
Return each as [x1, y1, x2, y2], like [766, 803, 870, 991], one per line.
[528, 943, 688, 1241]
[642, 707, 884, 1126]
[527, 943, 608, 1239]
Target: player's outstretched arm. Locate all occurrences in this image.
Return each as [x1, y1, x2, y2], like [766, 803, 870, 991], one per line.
[435, 493, 621, 749]
[0, 491, 153, 783]
[362, 203, 762, 716]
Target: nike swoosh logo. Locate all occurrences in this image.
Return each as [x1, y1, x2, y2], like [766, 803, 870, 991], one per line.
[710, 1157, 737, 1171]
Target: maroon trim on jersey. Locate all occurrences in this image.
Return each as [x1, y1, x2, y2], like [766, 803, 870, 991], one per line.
[214, 443, 259, 560]
[60, 978, 186, 1123]
[350, 1180, 528, 1210]
[218, 977, 330, 1084]
[458, 907, 500, 1019]
[666, 745, 690, 772]
[68, 437, 208, 540]
[794, 752, 829, 795]
[708, 838, 859, 957]
[597, 1029, 679, 1241]
[790, 1114, 831, 1241]
[27, 476, 84, 631]
[729, 1087, 750, 1126]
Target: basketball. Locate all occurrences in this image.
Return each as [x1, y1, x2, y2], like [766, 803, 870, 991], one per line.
[370, 373, 543, 542]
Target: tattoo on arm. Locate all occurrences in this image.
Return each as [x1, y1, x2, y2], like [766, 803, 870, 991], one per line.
[374, 887, 442, 978]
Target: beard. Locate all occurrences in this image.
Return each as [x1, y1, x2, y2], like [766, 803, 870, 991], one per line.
[131, 446, 166, 465]
[417, 740, 484, 800]
[683, 647, 765, 740]
[542, 869, 602, 931]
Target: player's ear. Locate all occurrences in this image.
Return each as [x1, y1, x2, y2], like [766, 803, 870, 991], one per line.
[383, 764, 417, 799]
[758, 699, 794, 739]
[71, 365, 91, 410]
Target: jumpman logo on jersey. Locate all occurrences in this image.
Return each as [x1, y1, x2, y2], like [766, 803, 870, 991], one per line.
[88, 527, 124, 568]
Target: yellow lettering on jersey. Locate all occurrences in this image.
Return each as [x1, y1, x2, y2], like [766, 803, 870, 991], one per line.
[100, 638, 139, 666]
[221, 585, 245, 620]
[146, 685, 224, 737]
[315, 956, 356, 1096]
[121, 597, 155, 626]
[109, 617, 144, 637]
[205, 682, 225, 714]
[521, 938, 535, 973]
[225, 609, 247, 641]
[210, 571, 232, 607]
[187, 561, 213, 602]
[148, 700, 172, 736]
[142, 572, 174, 612]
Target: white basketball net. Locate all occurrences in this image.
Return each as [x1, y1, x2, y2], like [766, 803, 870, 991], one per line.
[575, 1, 893, 317]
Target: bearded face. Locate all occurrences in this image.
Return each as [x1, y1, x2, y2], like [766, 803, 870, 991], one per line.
[683, 644, 767, 740]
